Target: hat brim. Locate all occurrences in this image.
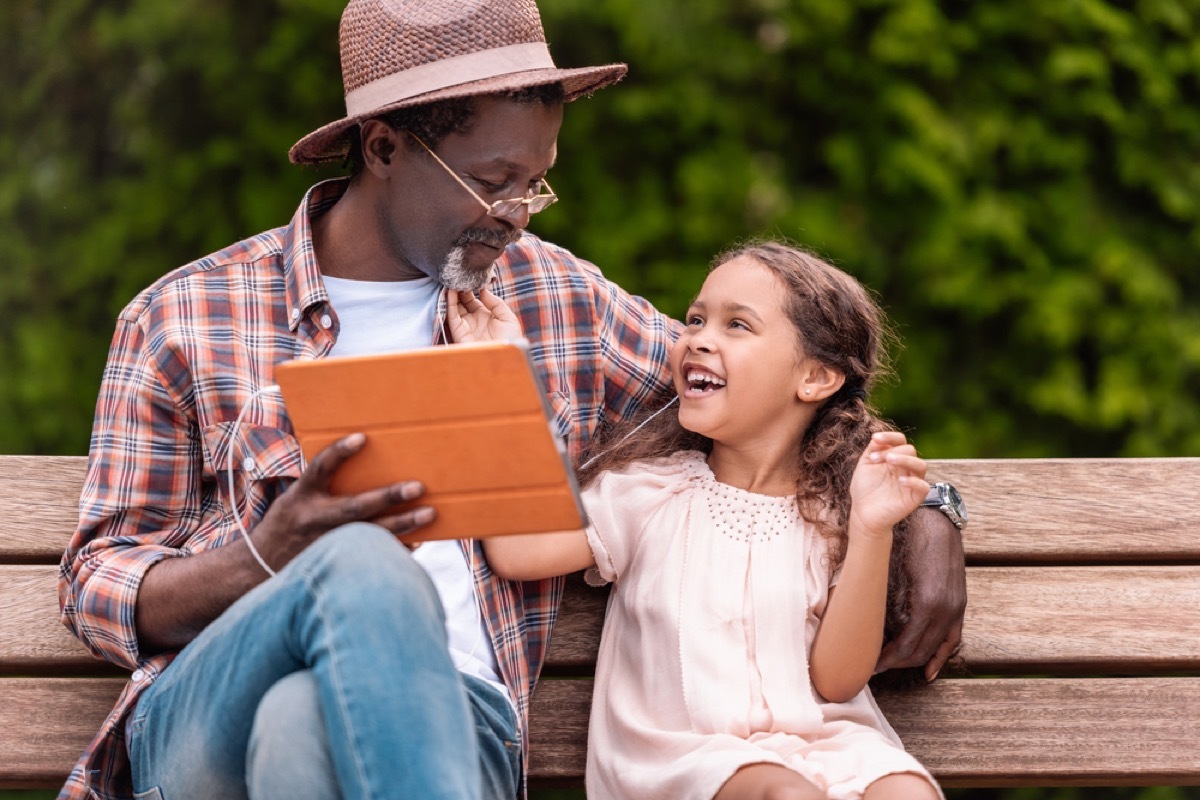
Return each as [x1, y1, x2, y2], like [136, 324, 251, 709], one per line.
[289, 63, 627, 165]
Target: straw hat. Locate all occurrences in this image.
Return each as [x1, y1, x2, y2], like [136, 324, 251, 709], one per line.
[289, 0, 628, 164]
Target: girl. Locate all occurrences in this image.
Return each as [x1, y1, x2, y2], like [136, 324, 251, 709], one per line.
[448, 241, 941, 800]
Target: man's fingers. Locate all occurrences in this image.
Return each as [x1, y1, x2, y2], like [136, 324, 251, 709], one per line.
[377, 506, 437, 537]
[300, 433, 366, 490]
[876, 615, 944, 673]
[336, 480, 426, 523]
[924, 621, 964, 682]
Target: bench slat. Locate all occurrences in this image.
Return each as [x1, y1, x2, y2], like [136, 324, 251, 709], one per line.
[962, 565, 1200, 672]
[544, 566, 1200, 674]
[0, 677, 123, 789]
[937, 458, 1200, 563]
[0, 566, 116, 674]
[6, 456, 1200, 564]
[0, 456, 87, 562]
[5, 676, 1198, 788]
[10, 565, 1199, 675]
[528, 677, 1200, 787]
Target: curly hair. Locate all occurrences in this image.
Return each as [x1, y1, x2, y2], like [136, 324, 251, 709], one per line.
[579, 240, 899, 572]
[344, 83, 566, 176]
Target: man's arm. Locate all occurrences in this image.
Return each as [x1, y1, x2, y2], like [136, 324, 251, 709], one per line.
[135, 433, 435, 653]
[61, 318, 436, 662]
[874, 506, 966, 680]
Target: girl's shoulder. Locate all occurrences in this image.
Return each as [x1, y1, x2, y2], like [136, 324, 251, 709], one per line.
[604, 449, 710, 483]
[585, 451, 710, 507]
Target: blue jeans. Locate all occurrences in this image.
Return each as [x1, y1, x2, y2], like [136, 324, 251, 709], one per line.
[126, 523, 521, 800]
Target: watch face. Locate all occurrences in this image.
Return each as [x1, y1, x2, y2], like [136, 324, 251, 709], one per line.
[944, 483, 967, 524]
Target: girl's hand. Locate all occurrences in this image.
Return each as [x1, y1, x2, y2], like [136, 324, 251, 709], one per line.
[446, 288, 523, 343]
[848, 431, 930, 538]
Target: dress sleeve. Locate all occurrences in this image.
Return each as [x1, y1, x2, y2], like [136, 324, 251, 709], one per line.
[581, 458, 690, 585]
[58, 314, 202, 670]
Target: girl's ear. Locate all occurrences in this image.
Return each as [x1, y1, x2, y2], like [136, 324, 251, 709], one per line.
[798, 363, 845, 402]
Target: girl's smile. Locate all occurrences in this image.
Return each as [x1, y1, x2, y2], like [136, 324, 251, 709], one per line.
[681, 364, 727, 398]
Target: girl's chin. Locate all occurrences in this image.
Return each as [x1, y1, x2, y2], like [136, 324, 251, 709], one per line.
[677, 409, 715, 438]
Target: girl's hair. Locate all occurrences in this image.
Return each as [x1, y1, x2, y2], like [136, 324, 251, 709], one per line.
[579, 239, 899, 570]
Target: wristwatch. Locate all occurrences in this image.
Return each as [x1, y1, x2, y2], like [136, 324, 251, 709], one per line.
[920, 481, 968, 529]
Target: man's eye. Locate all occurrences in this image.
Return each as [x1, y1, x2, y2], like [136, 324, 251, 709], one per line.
[473, 177, 506, 193]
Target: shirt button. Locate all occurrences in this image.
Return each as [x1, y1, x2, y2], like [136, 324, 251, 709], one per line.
[320, 314, 333, 328]
[242, 457, 256, 472]
[131, 669, 145, 682]
[291, 308, 301, 321]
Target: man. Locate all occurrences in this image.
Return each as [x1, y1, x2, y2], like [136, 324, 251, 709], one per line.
[59, 0, 966, 798]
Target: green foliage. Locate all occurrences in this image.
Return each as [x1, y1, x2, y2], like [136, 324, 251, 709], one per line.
[2, 0, 1199, 461]
[537, 0, 1200, 458]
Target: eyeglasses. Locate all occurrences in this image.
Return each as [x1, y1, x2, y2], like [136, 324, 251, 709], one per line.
[405, 131, 558, 219]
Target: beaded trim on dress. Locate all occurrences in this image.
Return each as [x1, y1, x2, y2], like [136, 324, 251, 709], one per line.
[694, 466, 801, 544]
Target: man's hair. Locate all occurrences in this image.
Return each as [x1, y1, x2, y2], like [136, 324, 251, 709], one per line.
[344, 83, 566, 176]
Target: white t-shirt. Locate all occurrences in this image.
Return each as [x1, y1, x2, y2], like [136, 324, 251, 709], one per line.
[323, 275, 512, 705]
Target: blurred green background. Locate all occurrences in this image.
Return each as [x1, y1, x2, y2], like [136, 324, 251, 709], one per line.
[4, 0, 1200, 461]
[2, 0, 1198, 798]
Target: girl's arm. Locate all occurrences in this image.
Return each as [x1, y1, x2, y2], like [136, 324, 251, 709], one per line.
[448, 291, 597, 580]
[482, 529, 595, 581]
[446, 291, 598, 580]
[809, 432, 929, 702]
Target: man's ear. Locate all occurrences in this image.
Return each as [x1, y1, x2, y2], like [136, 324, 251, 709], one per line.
[798, 363, 845, 402]
[359, 119, 399, 177]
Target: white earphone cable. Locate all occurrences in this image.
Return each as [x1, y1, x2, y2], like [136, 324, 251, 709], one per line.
[579, 395, 679, 472]
[226, 384, 283, 578]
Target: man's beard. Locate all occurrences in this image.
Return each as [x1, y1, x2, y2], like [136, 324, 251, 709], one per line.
[437, 228, 522, 292]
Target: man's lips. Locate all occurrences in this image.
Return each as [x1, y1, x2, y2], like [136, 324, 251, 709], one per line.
[456, 228, 521, 250]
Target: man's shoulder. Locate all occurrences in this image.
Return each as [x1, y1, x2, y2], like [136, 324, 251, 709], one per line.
[498, 233, 601, 281]
[118, 227, 289, 323]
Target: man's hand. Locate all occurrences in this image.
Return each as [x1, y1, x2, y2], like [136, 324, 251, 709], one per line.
[446, 288, 522, 343]
[875, 505, 967, 681]
[251, 433, 436, 571]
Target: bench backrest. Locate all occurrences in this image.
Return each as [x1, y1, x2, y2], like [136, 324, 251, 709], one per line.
[1, 455, 1199, 789]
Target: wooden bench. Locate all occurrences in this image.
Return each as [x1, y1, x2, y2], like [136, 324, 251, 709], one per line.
[2, 455, 1199, 790]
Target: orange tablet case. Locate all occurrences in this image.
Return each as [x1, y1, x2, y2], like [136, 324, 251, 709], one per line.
[273, 340, 586, 542]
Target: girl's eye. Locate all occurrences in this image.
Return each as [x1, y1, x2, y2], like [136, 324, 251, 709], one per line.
[686, 314, 704, 327]
[729, 319, 749, 331]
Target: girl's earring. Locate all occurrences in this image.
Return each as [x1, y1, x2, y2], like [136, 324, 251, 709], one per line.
[804, 389, 812, 396]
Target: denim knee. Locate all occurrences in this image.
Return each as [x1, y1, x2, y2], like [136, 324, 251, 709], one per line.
[294, 523, 444, 623]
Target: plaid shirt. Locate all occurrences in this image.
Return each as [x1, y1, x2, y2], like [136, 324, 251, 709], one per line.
[58, 178, 677, 800]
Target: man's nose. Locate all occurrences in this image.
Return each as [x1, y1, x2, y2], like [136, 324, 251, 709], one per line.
[491, 201, 531, 230]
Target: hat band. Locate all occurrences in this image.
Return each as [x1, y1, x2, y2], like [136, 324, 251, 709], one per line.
[345, 42, 556, 117]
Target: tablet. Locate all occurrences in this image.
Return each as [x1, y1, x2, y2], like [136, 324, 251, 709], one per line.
[273, 340, 586, 542]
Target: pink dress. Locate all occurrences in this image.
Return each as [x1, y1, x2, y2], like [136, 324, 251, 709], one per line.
[582, 451, 940, 800]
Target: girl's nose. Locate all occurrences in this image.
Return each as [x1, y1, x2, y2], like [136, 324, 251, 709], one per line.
[688, 330, 715, 353]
